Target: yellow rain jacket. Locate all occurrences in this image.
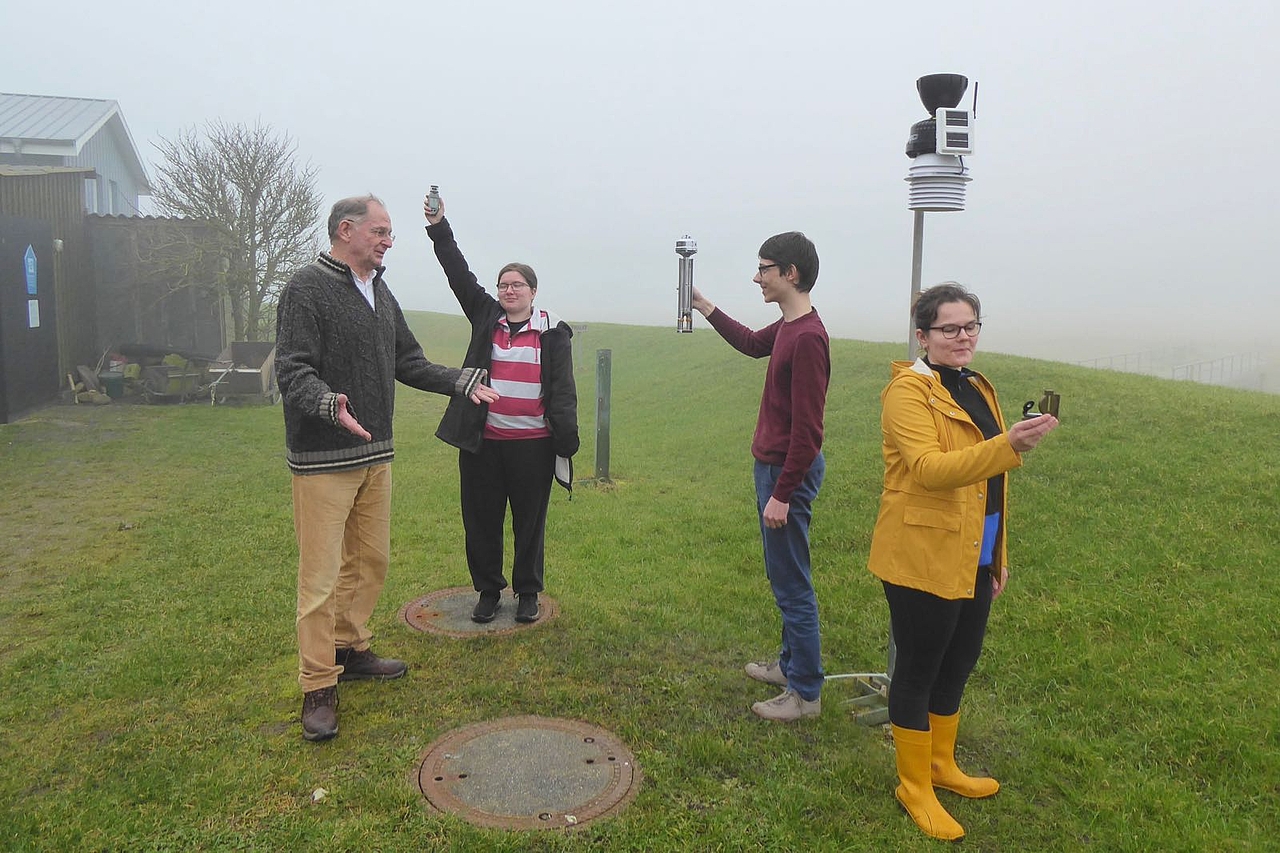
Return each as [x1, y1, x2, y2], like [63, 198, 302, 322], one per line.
[867, 359, 1022, 599]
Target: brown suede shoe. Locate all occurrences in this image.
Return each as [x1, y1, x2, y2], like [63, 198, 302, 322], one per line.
[336, 647, 408, 681]
[301, 686, 338, 742]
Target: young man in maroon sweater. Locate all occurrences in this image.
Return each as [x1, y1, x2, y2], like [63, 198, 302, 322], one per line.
[691, 231, 830, 722]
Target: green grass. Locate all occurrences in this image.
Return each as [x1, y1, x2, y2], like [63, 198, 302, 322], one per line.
[1, 312, 1277, 851]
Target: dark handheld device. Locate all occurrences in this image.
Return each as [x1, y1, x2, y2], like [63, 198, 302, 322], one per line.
[1022, 390, 1061, 420]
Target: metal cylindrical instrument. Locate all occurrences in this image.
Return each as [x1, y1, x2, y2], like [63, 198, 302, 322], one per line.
[675, 236, 697, 333]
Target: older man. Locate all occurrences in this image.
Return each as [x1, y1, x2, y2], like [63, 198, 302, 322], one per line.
[276, 194, 498, 742]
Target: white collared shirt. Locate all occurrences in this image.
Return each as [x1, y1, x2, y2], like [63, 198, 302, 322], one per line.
[350, 269, 376, 310]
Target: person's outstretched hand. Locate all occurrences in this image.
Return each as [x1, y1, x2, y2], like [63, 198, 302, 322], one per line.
[691, 286, 715, 317]
[424, 192, 446, 226]
[336, 393, 371, 441]
[470, 383, 500, 405]
[1007, 414, 1058, 453]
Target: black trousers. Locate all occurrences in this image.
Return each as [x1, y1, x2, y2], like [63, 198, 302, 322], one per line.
[883, 567, 994, 731]
[458, 437, 555, 594]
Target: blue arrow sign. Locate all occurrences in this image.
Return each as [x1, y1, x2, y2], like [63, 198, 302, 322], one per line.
[24, 245, 38, 296]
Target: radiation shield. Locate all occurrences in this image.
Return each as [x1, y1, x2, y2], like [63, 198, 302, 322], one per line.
[675, 236, 697, 333]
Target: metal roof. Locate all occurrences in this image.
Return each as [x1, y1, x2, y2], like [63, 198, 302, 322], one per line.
[0, 93, 119, 147]
[0, 93, 150, 189]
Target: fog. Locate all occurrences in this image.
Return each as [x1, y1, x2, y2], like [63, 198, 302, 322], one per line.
[7, 1, 1277, 385]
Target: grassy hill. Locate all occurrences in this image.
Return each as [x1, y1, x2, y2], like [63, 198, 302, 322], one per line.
[0, 311, 1276, 851]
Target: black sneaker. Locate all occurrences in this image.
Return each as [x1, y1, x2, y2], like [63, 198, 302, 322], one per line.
[515, 592, 540, 623]
[472, 590, 502, 623]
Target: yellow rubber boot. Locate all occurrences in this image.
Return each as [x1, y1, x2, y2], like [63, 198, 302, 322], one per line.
[892, 724, 965, 841]
[929, 712, 1000, 798]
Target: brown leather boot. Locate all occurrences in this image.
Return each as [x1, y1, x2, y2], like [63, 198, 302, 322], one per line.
[336, 647, 408, 681]
[301, 686, 338, 742]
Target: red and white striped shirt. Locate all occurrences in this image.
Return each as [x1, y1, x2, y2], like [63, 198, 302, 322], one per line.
[484, 310, 553, 441]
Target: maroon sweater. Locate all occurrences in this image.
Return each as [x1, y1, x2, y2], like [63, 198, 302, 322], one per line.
[707, 307, 830, 502]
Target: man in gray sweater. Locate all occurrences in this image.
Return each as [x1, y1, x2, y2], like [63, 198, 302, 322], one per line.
[276, 194, 498, 742]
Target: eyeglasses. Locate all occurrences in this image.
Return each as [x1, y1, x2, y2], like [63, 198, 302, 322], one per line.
[342, 219, 395, 242]
[928, 321, 983, 339]
[496, 282, 529, 292]
[757, 263, 780, 275]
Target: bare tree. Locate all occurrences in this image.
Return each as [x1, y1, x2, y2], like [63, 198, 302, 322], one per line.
[151, 121, 322, 342]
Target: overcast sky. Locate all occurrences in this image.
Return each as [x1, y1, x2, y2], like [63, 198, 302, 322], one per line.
[7, 0, 1278, 368]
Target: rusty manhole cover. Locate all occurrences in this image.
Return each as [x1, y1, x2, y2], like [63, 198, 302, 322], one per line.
[399, 587, 560, 638]
[414, 715, 640, 830]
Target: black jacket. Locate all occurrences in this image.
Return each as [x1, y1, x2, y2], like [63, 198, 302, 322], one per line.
[427, 219, 579, 458]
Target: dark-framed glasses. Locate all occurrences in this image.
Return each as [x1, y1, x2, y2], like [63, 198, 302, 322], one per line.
[497, 282, 529, 292]
[757, 263, 780, 275]
[928, 321, 983, 339]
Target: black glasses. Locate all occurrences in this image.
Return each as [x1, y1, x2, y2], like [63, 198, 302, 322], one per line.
[496, 282, 529, 292]
[928, 321, 983, 339]
[757, 263, 780, 275]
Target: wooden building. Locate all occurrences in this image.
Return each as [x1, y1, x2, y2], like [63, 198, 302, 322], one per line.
[0, 94, 155, 420]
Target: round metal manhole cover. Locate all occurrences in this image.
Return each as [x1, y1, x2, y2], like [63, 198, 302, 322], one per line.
[414, 716, 640, 830]
[399, 587, 560, 638]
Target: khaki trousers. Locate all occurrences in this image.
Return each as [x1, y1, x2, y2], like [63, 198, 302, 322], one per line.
[293, 464, 391, 692]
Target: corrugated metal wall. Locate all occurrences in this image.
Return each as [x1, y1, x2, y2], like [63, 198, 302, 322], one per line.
[0, 171, 96, 379]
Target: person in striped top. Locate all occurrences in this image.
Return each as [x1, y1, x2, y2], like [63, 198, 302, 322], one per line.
[425, 194, 579, 624]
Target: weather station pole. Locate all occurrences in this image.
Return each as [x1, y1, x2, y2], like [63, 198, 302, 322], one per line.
[836, 73, 978, 726]
[909, 211, 925, 357]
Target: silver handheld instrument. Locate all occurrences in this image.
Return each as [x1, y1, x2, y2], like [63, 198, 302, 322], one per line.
[675, 236, 697, 333]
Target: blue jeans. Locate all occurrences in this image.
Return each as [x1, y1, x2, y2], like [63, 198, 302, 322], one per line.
[753, 453, 825, 701]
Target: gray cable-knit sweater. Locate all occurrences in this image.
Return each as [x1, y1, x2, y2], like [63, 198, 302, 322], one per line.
[275, 252, 485, 474]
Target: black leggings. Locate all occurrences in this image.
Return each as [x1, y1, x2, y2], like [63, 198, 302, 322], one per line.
[883, 568, 993, 731]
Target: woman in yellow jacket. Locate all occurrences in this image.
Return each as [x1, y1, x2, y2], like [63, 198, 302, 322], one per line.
[869, 283, 1058, 841]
